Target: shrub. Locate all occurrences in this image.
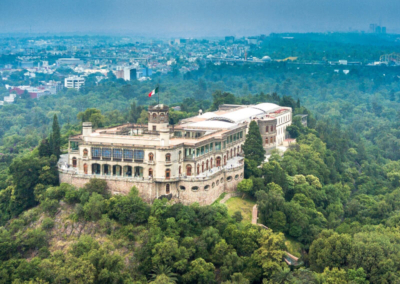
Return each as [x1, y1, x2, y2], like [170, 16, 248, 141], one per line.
[233, 211, 243, 223]
[41, 198, 59, 216]
[41, 217, 55, 230]
[84, 178, 109, 198]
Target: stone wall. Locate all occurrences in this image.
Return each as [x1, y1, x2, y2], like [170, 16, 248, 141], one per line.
[59, 164, 244, 206]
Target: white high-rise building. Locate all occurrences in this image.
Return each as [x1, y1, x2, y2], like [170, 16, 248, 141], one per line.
[64, 76, 85, 90]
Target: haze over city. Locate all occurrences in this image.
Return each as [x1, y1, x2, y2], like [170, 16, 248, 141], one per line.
[0, 0, 399, 36]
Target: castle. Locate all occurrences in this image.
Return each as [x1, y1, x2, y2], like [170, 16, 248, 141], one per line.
[59, 103, 292, 205]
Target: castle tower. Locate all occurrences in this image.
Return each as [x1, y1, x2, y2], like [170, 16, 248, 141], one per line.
[148, 104, 169, 132]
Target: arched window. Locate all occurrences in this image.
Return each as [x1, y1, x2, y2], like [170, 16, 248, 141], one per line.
[165, 169, 171, 179]
[83, 149, 88, 157]
[234, 148, 236, 156]
[149, 168, 153, 177]
[166, 184, 170, 194]
[216, 157, 221, 167]
[83, 164, 88, 174]
[265, 137, 269, 144]
[224, 156, 227, 165]
[230, 149, 233, 158]
[149, 153, 154, 161]
[237, 146, 240, 155]
[179, 151, 182, 161]
[206, 160, 209, 170]
[186, 165, 192, 176]
[202, 162, 204, 172]
[166, 153, 171, 162]
[197, 164, 200, 175]
[210, 158, 213, 168]
[72, 157, 77, 167]
[266, 126, 269, 133]
[152, 113, 157, 120]
[179, 166, 181, 175]
[160, 113, 165, 122]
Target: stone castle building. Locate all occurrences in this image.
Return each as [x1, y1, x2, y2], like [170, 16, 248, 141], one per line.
[59, 103, 292, 205]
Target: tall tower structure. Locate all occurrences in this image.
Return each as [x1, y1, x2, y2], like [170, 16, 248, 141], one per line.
[148, 104, 169, 132]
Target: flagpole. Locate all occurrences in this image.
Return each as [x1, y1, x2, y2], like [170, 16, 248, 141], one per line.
[158, 85, 160, 105]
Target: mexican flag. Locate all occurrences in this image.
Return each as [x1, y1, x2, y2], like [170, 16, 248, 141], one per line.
[148, 86, 159, 97]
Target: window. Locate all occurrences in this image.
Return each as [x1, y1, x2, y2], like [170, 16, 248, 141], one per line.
[227, 176, 233, 182]
[191, 186, 199, 192]
[235, 174, 239, 180]
[215, 142, 221, 150]
[83, 149, 88, 157]
[197, 164, 200, 175]
[196, 148, 200, 157]
[234, 148, 236, 156]
[124, 166, 132, 177]
[153, 125, 156, 131]
[149, 168, 153, 177]
[166, 184, 170, 194]
[72, 157, 77, 167]
[180, 186, 186, 190]
[102, 148, 112, 159]
[134, 150, 144, 161]
[152, 113, 157, 119]
[123, 149, 133, 160]
[92, 147, 101, 158]
[103, 164, 111, 175]
[240, 131, 243, 138]
[206, 160, 209, 170]
[165, 169, 171, 179]
[166, 153, 171, 162]
[212, 182, 215, 188]
[149, 153, 154, 161]
[113, 149, 122, 160]
[202, 162, 204, 172]
[83, 164, 88, 174]
[179, 166, 181, 175]
[160, 113, 165, 122]
[216, 157, 221, 167]
[205, 145, 209, 154]
[210, 158, 213, 168]
[201, 146, 204, 155]
[186, 165, 192, 176]
[210, 143, 213, 151]
[113, 165, 122, 176]
[134, 167, 143, 177]
[266, 126, 269, 133]
[204, 185, 210, 191]
[223, 141, 226, 149]
[265, 137, 269, 144]
[216, 180, 220, 185]
[92, 164, 101, 175]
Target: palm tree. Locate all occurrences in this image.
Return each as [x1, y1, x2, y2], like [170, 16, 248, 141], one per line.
[148, 264, 178, 284]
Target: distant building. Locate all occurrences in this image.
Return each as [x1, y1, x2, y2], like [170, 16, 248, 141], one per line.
[19, 61, 34, 68]
[225, 36, 235, 43]
[65, 76, 85, 90]
[123, 67, 137, 81]
[57, 58, 83, 67]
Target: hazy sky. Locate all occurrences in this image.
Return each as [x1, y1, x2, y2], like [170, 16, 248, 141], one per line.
[0, 0, 399, 37]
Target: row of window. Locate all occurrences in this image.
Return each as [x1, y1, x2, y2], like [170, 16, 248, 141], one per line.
[265, 137, 276, 144]
[278, 113, 291, 125]
[176, 173, 243, 192]
[265, 125, 275, 133]
[91, 147, 144, 160]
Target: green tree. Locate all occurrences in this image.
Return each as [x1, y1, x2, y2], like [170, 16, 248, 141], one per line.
[50, 115, 61, 159]
[243, 121, 265, 165]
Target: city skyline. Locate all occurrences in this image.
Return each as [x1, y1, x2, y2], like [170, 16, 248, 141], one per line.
[0, 0, 399, 37]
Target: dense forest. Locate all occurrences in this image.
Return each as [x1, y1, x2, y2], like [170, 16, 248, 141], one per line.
[1, 35, 400, 283]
